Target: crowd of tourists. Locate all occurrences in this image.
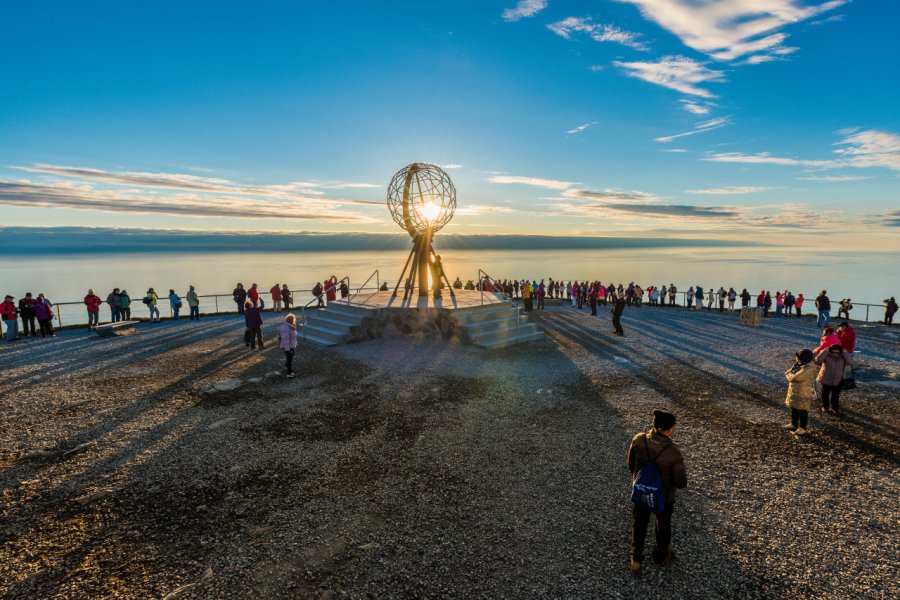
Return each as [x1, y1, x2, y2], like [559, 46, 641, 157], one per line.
[2, 276, 897, 343]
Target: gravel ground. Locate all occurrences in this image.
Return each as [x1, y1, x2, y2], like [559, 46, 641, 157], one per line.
[1, 306, 898, 599]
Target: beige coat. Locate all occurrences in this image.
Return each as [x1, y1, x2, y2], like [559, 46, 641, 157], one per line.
[785, 362, 817, 410]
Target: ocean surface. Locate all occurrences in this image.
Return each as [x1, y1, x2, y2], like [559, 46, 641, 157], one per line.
[1, 247, 896, 326]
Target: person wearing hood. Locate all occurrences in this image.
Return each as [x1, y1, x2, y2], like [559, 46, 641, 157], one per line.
[815, 343, 852, 415]
[627, 410, 687, 576]
[784, 349, 817, 435]
[740, 288, 751, 308]
[33, 294, 55, 337]
[814, 327, 841, 354]
[694, 285, 704, 310]
[763, 292, 772, 317]
[279, 313, 299, 377]
[233, 283, 247, 315]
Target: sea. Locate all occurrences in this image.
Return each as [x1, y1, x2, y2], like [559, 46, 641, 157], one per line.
[1, 247, 896, 327]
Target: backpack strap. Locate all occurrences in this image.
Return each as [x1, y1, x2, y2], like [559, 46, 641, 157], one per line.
[644, 434, 671, 464]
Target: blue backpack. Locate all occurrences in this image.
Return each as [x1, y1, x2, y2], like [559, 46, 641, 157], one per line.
[630, 437, 668, 514]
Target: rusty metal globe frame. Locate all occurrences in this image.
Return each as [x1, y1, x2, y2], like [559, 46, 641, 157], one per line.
[387, 163, 456, 237]
[386, 162, 457, 300]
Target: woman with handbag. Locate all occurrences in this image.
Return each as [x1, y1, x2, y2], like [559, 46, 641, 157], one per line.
[815, 344, 852, 416]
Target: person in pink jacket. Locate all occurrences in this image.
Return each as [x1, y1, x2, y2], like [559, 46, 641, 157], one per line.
[279, 313, 299, 378]
[814, 327, 841, 354]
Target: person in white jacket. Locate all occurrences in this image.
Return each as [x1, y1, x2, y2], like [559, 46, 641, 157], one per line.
[280, 314, 299, 378]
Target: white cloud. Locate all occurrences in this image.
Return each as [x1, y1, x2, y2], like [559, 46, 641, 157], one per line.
[680, 100, 712, 114]
[798, 175, 872, 182]
[704, 129, 900, 171]
[685, 186, 773, 195]
[456, 204, 522, 216]
[503, 0, 547, 22]
[614, 56, 726, 98]
[548, 17, 648, 50]
[0, 180, 374, 222]
[617, 0, 846, 63]
[655, 117, 729, 142]
[664, 149, 689, 153]
[12, 164, 381, 206]
[440, 163, 463, 170]
[565, 121, 598, 135]
[561, 188, 661, 204]
[488, 175, 578, 190]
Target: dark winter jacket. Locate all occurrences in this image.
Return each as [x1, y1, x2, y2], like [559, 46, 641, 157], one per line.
[244, 306, 263, 329]
[628, 430, 687, 504]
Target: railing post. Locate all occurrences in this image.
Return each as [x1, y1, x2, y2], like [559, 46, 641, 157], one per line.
[215, 296, 219, 314]
[58, 305, 63, 328]
[866, 305, 869, 322]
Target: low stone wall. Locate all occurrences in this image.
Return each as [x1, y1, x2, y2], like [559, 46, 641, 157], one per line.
[346, 308, 468, 344]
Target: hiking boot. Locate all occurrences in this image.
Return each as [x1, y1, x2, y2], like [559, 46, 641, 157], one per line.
[792, 427, 807, 436]
[629, 559, 642, 576]
[782, 423, 797, 431]
[286, 372, 295, 378]
[654, 550, 677, 566]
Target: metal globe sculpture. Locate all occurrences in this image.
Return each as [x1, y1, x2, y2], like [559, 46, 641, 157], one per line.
[386, 162, 456, 299]
[387, 163, 456, 237]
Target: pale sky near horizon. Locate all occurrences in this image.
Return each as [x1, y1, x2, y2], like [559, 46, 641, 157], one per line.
[1, 1, 898, 249]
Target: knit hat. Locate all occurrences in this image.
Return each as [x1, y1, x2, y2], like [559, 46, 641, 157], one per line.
[653, 410, 677, 431]
[796, 349, 814, 364]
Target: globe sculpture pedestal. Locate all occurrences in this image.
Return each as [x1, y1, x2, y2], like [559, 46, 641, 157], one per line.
[386, 163, 456, 299]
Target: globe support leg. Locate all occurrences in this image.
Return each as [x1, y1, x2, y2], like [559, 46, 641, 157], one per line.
[416, 230, 432, 297]
[391, 245, 416, 299]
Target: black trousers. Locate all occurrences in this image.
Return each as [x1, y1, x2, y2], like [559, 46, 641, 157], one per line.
[21, 314, 36, 335]
[613, 313, 624, 334]
[590, 300, 597, 315]
[284, 348, 294, 373]
[236, 302, 245, 314]
[631, 501, 675, 563]
[791, 408, 809, 428]
[245, 327, 263, 348]
[38, 319, 54, 337]
[821, 384, 841, 411]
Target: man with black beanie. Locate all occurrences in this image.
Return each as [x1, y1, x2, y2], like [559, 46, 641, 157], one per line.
[627, 409, 687, 576]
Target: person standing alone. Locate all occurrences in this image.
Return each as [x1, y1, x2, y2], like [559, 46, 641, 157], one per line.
[628, 410, 687, 576]
[815, 290, 831, 327]
[279, 313, 298, 377]
[612, 294, 626, 336]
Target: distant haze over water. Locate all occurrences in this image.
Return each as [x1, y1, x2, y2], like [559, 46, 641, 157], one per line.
[1, 246, 895, 326]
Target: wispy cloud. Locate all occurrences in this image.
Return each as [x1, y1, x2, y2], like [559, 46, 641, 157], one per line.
[614, 56, 726, 98]
[680, 99, 712, 115]
[456, 204, 523, 216]
[704, 129, 900, 171]
[618, 0, 845, 63]
[503, 0, 547, 22]
[664, 149, 689, 153]
[548, 17, 648, 50]
[488, 175, 579, 190]
[798, 175, 871, 182]
[12, 163, 381, 205]
[561, 188, 661, 203]
[655, 117, 729, 142]
[0, 180, 374, 222]
[440, 163, 463, 170]
[883, 210, 900, 227]
[565, 121, 598, 135]
[685, 186, 773, 195]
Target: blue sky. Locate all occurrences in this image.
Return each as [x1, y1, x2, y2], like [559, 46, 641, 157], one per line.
[1, 1, 897, 247]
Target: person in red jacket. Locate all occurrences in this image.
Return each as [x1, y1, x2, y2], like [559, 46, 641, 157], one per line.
[1, 295, 19, 341]
[794, 293, 805, 317]
[84, 288, 102, 329]
[248, 283, 260, 307]
[836, 322, 856, 353]
[814, 327, 841, 354]
[270, 283, 282, 312]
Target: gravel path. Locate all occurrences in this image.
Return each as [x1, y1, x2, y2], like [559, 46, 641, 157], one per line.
[1, 307, 897, 599]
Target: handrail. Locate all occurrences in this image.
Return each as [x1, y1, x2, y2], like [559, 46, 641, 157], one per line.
[357, 269, 380, 294]
[477, 269, 506, 306]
